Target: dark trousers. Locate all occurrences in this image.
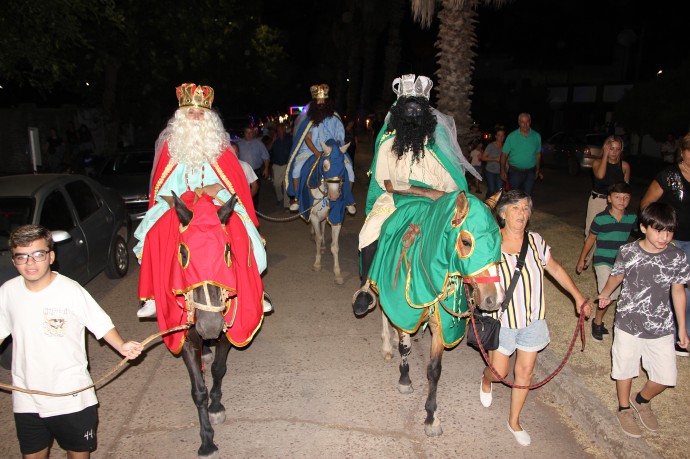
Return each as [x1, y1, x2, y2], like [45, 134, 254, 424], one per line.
[507, 167, 536, 196]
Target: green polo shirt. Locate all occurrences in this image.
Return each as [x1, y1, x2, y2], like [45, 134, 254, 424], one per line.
[503, 128, 541, 169]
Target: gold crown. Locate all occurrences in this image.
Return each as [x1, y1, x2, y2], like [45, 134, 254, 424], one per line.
[176, 83, 214, 109]
[310, 84, 329, 100]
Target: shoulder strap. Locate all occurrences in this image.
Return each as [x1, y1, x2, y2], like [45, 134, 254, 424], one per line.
[500, 232, 529, 313]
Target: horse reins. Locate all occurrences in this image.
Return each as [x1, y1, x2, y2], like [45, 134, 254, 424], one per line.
[472, 296, 588, 390]
[412, 224, 587, 389]
[0, 324, 191, 397]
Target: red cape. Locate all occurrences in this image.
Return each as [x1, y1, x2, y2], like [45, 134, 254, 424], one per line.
[139, 145, 262, 353]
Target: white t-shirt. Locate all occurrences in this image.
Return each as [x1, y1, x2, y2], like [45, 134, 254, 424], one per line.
[239, 159, 258, 184]
[0, 273, 115, 417]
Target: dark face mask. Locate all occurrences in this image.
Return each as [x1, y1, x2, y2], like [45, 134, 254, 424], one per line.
[401, 101, 424, 126]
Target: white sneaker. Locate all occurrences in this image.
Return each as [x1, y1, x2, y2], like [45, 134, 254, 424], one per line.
[346, 204, 356, 215]
[137, 299, 157, 318]
[289, 201, 299, 212]
[479, 376, 492, 408]
[262, 292, 273, 313]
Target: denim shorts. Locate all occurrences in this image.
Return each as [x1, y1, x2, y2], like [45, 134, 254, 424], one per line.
[497, 319, 550, 355]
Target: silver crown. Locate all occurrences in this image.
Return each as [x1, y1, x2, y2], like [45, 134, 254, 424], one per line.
[392, 74, 433, 100]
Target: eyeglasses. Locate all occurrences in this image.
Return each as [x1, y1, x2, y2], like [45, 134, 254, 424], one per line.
[12, 250, 50, 265]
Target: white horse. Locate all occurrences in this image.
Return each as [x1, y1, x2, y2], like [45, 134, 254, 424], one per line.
[298, 139, 351, 284]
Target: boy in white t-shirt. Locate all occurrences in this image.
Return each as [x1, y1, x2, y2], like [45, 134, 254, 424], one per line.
[0, 225, 143, 458]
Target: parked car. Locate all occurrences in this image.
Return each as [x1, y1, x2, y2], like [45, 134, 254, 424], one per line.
[0, 173, 132, 369]
[97, 148, 153, 220]
[0, 174, 131, 286]
[541, 132, 607, 176]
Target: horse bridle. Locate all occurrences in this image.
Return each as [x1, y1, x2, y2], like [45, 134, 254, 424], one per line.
[183, 283, 238, 332]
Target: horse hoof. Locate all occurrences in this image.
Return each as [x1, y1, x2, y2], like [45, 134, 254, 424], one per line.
[312, 265, 321, 272]
[334, 276, 344, 285]
[383, 351, 394, 361]
[424, 418, 443, 437]
[209, 410, 226, 425]
[398, 383, 414, 394]
[198, 449, 220, 459]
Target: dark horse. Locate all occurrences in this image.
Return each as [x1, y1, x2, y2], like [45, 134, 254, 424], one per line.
[296, 138, 351, 284]
[161, 191, 263, 459]
[371, 190, 504, 436]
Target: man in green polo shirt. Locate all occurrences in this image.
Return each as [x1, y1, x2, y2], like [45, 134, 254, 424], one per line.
[500, 112, 542, 195]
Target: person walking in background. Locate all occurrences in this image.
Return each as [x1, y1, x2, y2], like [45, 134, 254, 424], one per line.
[482, 126, 506, 197]
[267, 123, 292, 209]
[500, 113, 542, 196]
[640, 132, 690, 356]
[0, 225, 143, 458]
[582, 135, 631, 267]
[344, 119, 358, 168]
[576, 182, 637, 341]
[661, 133, 678, 164]
[480, 190, 591, 447]
[230, 141, 259, 198]
[468, 139, 483, 193]
[598, 202, 690, 438]
[236, 125, 270, 210]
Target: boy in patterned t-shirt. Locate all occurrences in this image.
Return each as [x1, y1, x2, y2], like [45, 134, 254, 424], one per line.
[576, 182, 637, 341]
[598, 202, 690, 438]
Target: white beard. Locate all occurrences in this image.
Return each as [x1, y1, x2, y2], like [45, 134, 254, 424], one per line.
[163, 110, 230, 169]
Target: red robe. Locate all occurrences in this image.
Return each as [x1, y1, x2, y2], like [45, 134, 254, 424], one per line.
[139, 143, 263, 353]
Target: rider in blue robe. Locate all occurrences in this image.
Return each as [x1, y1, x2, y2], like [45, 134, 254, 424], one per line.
[285, 85, 356, 215]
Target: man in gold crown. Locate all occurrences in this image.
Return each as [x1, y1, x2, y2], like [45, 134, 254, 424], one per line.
[352, 74, 478, 317]
[134, 83, 271, 318]
[285, 84, 356, 214]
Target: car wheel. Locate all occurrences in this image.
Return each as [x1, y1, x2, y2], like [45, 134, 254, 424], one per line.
[105, 235, 129, 278]
[567, 157, 580, 176]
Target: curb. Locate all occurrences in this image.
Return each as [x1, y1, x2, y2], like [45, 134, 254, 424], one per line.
[535, 347, 662, 458]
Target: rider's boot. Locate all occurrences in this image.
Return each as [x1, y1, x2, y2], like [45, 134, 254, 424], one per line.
[352, 241, 378, 317]
[137, 299, 157, 318]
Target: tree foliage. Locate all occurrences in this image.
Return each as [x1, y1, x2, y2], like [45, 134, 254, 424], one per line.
[0, 0, 286, 119]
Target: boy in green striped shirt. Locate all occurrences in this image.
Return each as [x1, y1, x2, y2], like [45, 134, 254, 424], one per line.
[577, 182, 637, 340]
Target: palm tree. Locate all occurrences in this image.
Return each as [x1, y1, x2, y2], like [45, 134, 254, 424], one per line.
[410, 0, 510, 146]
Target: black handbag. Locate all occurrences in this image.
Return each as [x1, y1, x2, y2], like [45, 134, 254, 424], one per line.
[467, 233, 529, 351]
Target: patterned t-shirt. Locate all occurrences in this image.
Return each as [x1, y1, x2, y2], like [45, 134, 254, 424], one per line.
[612, 241, 690, 338]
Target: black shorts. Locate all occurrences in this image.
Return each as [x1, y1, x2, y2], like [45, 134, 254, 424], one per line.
[14, 405, 98, 454]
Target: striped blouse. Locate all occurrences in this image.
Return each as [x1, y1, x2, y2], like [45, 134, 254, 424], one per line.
[494, 231, 551, 329]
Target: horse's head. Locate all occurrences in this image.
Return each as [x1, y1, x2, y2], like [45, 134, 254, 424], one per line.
[320, 138, 350, 201]
[445, 190, 504, 312]
[170, 191, 238, 340]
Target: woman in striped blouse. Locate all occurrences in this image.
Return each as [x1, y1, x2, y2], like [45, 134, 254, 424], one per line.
[479, 190, 591, 446]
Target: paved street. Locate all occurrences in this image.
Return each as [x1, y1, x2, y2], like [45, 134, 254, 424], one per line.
[0, 144, 613, 458]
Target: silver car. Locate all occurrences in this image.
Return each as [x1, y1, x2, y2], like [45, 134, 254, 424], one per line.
[0, 174, 131, 286]
[541, 132, 606, 176]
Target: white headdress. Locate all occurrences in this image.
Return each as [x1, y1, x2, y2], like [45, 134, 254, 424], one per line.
[392, 74, 433, 100]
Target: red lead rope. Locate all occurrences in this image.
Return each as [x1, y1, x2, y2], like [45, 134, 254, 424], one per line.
[471, 295, 588, 390]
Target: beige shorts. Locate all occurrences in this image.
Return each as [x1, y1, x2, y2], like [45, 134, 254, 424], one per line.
[594, 264, 620, 301]
[612, 328, 677, 386]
